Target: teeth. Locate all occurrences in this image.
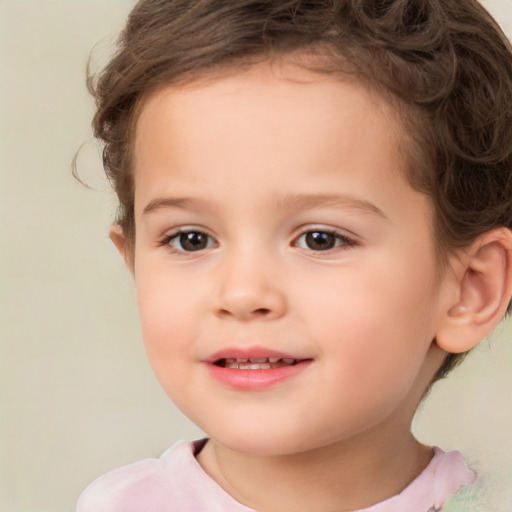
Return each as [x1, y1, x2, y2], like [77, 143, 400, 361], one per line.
[221, 357, 298, 369]
[239, 363, 271, 370]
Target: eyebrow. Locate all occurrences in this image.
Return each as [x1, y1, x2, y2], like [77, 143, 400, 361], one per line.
[142, 193, 388, 221]
[143, 197, 195, 215]
[275, 193, 389, 220]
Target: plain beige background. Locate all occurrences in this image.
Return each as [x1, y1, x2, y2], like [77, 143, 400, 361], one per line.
[1, 1, 511, 511]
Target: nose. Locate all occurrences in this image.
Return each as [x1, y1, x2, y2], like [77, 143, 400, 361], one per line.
[212, 250, 287, 321]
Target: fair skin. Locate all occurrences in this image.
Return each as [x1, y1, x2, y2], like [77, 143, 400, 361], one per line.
[111, 61, 512, 512]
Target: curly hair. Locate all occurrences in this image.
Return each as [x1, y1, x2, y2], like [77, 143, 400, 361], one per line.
[85, 0, 512, 381]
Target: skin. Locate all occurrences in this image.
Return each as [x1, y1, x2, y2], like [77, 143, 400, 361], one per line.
[111, 61, 512, 511]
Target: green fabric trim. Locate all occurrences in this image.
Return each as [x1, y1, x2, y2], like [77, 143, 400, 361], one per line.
[440, 483, 489, 512]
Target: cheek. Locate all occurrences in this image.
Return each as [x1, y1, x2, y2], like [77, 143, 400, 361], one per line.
[296, 259, 439, 377]
[135, 280, 200, 406]
[134, 264, 200, 366]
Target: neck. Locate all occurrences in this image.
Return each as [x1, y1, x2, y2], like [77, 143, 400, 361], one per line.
[197, 424, 433, 512]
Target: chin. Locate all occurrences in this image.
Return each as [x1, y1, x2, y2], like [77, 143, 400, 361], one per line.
[201, 421, 330, 457]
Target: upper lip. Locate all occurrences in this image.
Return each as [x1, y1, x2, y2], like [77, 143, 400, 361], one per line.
[204, 346, 308, 363]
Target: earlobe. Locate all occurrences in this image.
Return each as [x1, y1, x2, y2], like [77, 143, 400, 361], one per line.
[109, 224, 126, 254]
[109, 224, 134, 273]
[436, 228, 512, 354]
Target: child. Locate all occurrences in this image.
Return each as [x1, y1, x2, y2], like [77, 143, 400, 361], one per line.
[76, 0, 512, 510]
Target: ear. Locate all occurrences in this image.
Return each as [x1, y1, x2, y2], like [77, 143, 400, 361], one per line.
[436, 228, 512, 354]
[109, 224, 134, 273]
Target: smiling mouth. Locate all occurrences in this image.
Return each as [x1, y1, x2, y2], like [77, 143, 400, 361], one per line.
[214, 357, 300, 369]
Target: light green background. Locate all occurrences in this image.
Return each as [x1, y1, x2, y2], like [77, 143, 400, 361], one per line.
[1, 1, 511, 511]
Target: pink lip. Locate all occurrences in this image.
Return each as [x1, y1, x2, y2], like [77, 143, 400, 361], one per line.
[204, 346, 312, 391]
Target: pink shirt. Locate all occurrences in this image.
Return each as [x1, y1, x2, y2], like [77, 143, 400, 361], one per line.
[77, 439, 476, 512]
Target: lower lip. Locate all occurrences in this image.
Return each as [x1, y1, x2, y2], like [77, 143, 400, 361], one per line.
[207, 361, 311, 391]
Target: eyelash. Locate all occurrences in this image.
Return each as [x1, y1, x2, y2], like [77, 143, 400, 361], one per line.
[293, 229, 356, 252]
[159, 229, 217, 253]
[159, 228, 356, 254]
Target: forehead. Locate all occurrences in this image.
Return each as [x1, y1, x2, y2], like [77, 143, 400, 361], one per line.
[133, 60, 405, 185]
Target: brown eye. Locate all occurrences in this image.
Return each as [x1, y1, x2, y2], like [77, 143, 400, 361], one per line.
[295, 230, 354, 251]
[304, 231, 336, 250]
[168, 231, 216, 252]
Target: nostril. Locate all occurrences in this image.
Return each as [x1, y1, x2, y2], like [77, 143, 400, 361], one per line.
[253, 308, 271, 316]
[216, 307, 271, 319]
[214, 289, 287, 320]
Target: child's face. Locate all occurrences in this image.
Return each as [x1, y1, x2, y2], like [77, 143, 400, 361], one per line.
[128, 62, 449, 456]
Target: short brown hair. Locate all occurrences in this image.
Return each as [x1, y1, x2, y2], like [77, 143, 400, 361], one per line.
[85, 0, 512, 381]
